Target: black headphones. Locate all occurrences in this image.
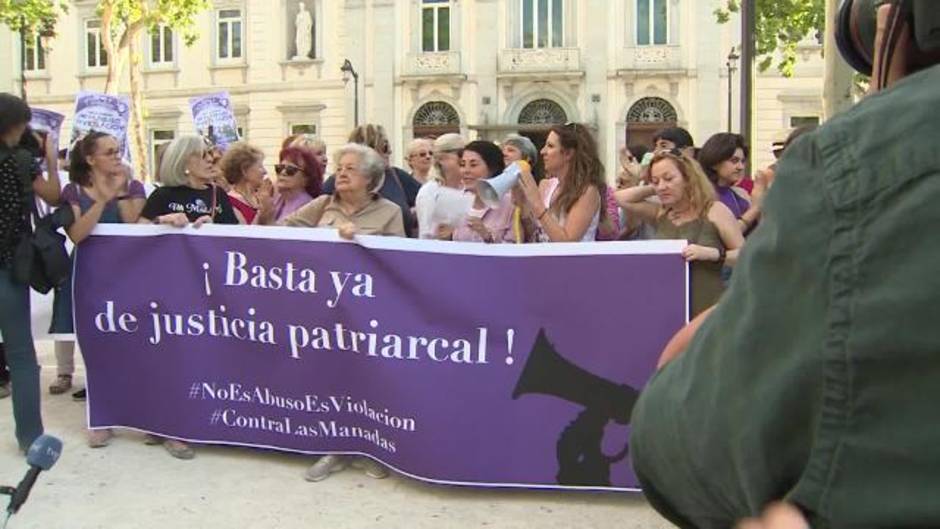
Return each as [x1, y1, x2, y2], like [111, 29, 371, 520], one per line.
[836, 0, 940, 75]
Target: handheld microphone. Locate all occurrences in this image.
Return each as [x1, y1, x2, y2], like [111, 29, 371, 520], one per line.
[6, 435, 63, 515]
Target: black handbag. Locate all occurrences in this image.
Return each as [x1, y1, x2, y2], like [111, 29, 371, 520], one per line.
[7, 146, 73, 294]
[21, 206, 73, 294]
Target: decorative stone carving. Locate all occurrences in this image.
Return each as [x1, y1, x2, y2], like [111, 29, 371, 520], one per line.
[405, 51, 461, 76]
[499, 48, 580, 73]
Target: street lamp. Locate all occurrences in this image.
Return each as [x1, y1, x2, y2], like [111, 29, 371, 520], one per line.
[340, 59, 359, 127]
[726, 47, 739, 133]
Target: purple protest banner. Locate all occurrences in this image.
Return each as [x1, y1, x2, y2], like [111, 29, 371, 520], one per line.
[189, 92, 240, 149]
[74, 225, 687, 491]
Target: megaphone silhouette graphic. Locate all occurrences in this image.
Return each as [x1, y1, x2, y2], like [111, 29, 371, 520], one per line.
[477, 160, 530, 208]
[512, 329, 640, 486]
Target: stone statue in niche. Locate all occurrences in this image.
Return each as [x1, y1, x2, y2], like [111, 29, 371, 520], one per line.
[293, 2, 313, 60]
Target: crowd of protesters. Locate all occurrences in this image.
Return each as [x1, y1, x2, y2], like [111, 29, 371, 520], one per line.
[0, 89, 798, 480]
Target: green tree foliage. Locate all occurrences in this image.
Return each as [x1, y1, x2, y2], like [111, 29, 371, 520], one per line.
[99, 0, 210, 92]
[96, 0, 210, 179]
[715, 0, 826, 77]
[0, 0, 67, 35]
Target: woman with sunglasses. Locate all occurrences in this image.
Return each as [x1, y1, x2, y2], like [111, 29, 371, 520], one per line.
[405, 138, 434, 184]
[616, 150, 744, 317]
[517, 123, 610, 242]
[270, 146, 323, 223]
[140, 135, 239, 227]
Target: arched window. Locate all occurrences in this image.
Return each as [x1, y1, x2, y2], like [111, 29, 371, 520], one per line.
[626, 97, 678, 123]
[517, 98, 568, 125]
[625, 97, 679, 147]
[413, 101, 460, 138]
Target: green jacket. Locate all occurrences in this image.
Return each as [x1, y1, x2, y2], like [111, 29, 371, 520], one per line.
[630, 64, 940, 529]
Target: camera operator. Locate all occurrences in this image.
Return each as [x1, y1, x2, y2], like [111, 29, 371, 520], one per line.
[629, 2, 940, 527]
[0, 92, 61, 454]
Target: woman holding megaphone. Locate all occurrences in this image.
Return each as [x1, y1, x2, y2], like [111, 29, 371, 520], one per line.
[449, 141, 519, 244]
[516, 123, 609, 243]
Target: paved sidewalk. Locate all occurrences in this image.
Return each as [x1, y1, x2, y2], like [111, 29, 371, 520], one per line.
[0, 341, 670, 529]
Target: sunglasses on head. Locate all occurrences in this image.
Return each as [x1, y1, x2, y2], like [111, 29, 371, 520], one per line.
[275, 164, 303, 176]
[661, 147, 684, 158]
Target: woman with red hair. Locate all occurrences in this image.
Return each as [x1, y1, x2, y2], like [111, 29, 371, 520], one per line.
[271, 146, 323, 223]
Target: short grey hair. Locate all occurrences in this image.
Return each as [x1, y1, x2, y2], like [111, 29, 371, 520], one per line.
[502, 133, 538, 164]
[159, 135, 204, 186]
[332, 143, 385, 193]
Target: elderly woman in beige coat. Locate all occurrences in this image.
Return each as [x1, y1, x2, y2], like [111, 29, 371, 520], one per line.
[259, 143, 404, 239]
[257, 143, 402, 482]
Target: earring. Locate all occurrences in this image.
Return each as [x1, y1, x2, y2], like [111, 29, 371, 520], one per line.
[185, 169, 191, 176]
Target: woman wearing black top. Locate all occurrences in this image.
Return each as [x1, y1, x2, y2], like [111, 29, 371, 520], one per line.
[0, 93, 62, 452]
[140, 135, 239, 226]
[138, 135, 237, 459]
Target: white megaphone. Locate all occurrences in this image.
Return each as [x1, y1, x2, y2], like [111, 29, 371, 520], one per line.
[477, 160, 530, 208]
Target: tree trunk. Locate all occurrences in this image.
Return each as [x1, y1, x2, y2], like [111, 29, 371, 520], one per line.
[128, 34, 149, 181]
[100, 3, 126, 94]
[823, 0, 855, 119]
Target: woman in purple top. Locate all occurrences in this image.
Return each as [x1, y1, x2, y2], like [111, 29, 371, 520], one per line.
[697, 133, 751, 217]
[53, 132, 148, 447]
[449, 141, 518, 244]
[698, 133, 766, 235]
[271, 146, 323, 222]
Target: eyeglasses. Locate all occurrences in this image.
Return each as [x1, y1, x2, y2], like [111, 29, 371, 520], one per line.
[275, 163, 303, 176]
[413, 151, 433, 158]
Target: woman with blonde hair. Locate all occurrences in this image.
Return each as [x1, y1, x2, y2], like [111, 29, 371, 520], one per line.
[615, 150, 744, 317]
[414, 133, 465, 239]
[405, 138, 434, 184]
